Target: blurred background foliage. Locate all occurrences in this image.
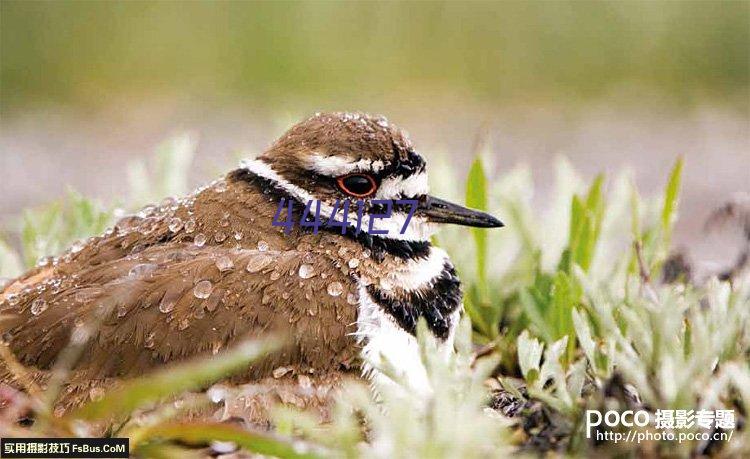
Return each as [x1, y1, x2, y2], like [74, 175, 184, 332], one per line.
[1, 0, 748, 113]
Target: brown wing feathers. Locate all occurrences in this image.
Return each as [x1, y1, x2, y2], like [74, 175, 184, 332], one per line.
[0, 177, 360, 396]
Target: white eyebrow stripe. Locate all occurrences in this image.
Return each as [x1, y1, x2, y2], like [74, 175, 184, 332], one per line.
[377, 171, 429, 199]
[306, 153, 387, 176]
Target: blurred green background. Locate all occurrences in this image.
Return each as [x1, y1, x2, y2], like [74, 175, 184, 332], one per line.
[1, 0, 749, 261]
[2, 0, 748, 111]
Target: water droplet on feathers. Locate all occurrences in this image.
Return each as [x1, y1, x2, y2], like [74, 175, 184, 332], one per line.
[246, 254, 273, 273]
[298, 264, 314, 279]
[194, 233, 207, 247]
[129, 263, 157, 278]
[159, 298, 176, 313]
[70, 240, 84, 254]
[36, 256, 53, 267]
[214, 231, 227, 243]
[194, 280, 213, 299]
[327, 282, 343, 297]
[257, 240, 269, 251]
[215, 256, 234, 272]
[348, 258, 360, 269]
[347, 293, 359, 305]
[75, 288, 102, 303]
[30, 299, 48, 315]
[184, 218, 196, 233]
[169, 217, 183, 232]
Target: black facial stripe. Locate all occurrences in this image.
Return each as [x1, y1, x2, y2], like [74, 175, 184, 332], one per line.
[228, 168, 431, 261]
[376, 147, 426, 180]
[366, 262, 462, 340]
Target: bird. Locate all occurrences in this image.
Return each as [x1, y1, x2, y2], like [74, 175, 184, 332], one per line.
[0, 112, 502, 418]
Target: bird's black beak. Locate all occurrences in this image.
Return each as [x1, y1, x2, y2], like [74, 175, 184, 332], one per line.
[417, 195, 503, 228]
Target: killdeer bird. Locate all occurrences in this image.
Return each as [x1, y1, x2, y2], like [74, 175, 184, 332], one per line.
[0, 112, 502, 412]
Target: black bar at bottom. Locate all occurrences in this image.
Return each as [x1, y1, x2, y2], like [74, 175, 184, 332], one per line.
[1, 438, 128, 458]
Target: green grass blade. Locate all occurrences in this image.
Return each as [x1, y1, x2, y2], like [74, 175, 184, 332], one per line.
[70, 336, 283, 421]
[660, 157, 683, 251]
[131, 422, 325, 459]
[466, 157, 489, 290]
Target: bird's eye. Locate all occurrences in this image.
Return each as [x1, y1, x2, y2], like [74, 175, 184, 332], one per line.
[336, 173, 378, 197]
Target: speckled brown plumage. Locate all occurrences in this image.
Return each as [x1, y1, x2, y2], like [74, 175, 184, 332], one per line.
[1, 171, 367, 406]
[0, 112, 503, 418]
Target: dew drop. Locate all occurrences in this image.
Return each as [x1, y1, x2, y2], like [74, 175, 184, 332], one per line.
[184, 218, 196, 233]
[257, 240, 269, 252]
[161, 197, 177, 208]
[6, 294, 20, 306]
[246, 254, 273, 273]
[298, 264, 315, 279]
[215, 256, 234, 272]
[75, 288, 103, 303]
[30, 299, 48, 315]
[233, 231, 243, 241]
[193, 280, 213, 299]
[327, 282, 343, 297]
[129, 263, 157, 278]
[36, 256, 53, 268]
[347, 293, 359, 305]
[214, 231, 227, 243]
[117, 305, 128, 318]
[159, 299, 175, 314]
[348, 258, 360, 269]
[194, 233, 207, 247]
[168, 217, 183, 233]
[70, 240, 85, 254]
[321, 272, 329, 279]
[220, 219, 230, 228]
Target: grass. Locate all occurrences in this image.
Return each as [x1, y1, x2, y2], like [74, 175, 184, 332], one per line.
[1, 136, 748, 457]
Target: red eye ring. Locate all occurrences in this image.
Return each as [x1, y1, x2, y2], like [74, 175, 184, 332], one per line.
[336, 173, 378, 198]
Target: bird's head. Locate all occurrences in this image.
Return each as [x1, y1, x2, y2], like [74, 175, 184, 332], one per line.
[243, 112, 502, 241]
